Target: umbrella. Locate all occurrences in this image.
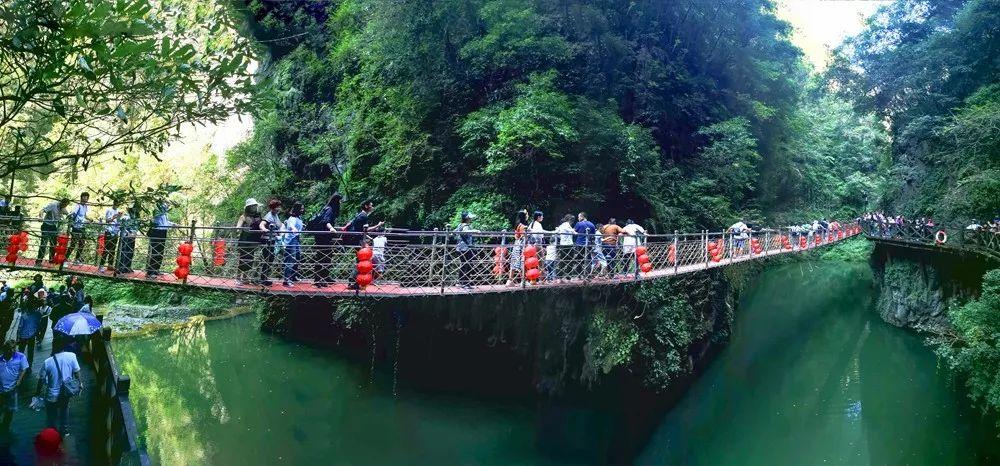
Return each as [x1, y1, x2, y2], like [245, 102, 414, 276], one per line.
[54, 312, 102, 336]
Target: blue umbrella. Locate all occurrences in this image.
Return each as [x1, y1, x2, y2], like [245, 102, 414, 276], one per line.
[54, 312, 102, 336]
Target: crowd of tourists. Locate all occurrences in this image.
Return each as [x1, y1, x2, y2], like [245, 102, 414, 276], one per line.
[860, 211, 1000, 245]
[0, 273, 90, 459]
[22, 191, 860, 290]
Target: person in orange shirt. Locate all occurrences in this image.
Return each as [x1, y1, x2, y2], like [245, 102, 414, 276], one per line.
[600, 218, 624, 276]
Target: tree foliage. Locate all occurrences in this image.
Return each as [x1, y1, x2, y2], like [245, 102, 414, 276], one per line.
[0, 0, 258, 179]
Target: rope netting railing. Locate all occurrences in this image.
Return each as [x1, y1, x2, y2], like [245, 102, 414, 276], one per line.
[860, 220, 1000, 261]
[0, 216, 862, 298]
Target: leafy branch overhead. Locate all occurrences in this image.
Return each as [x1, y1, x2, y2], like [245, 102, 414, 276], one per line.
[0, 0, 259, 179]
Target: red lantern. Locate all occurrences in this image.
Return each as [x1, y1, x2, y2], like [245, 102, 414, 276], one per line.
[640, 262, 653, 273]
[212, 239, 226, 266]
[178, 242, 194, 255]
[635, 246, 648, 257]
[5, 253, 16, 264]
[492, 265, 503, 275]
[356, 273, 373, 288]
[525, 268, 541, 282]
[524, 257, 540, 270]
[357, 247, 373, 261]
[357, 260, 374, 274]
[7, 234, 18, 244]
[6, 244, 17, 255]
[523, 245, 537, 259]
[637, 254, 650, 265]
[56, 235, 69, 246]
[173, 267, 189, 280]
[97, 234, 106, 257]
[176, 255, 191, 267]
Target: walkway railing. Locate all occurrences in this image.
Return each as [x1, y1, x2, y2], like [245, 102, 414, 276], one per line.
[0, 216, 861, 298]
[860, 220, 1000, 261]
[89, 325, 151, 465]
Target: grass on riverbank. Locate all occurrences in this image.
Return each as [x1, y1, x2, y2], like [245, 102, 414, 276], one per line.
[83, 278, 234, 313]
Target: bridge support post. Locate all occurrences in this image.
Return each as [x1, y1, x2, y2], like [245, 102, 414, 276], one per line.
[703, 230, 709, 270]
[437, 228, 447, 294]
[764, 230, 770, 256]
[673, 231, 679, 274]
[729, 232, 734, 264]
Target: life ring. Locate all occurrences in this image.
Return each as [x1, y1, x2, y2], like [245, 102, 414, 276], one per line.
[935, 230, 947, 245]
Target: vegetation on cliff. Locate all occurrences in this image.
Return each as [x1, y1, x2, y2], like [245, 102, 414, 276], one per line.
[933, 269, 1000, 427]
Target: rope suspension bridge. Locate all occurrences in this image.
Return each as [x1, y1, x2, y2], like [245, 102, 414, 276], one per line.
[860, 220, 1000, 262]
[0, 216, 865, 298]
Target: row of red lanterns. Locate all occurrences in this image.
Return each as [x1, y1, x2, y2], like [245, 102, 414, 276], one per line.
[355, 247, 374, 289]
[636, 246, 653, 273]
[523, 245, 541, 282]
[707, 239, 725, 262]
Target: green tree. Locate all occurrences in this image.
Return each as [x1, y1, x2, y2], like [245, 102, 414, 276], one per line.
[0, 0, 258, 179]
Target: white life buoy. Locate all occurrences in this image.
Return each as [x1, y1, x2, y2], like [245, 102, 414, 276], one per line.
[935, 230, 947, 245]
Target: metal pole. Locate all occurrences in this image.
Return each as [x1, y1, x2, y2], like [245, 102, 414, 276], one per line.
[183, 220, 195, 285]
[728, 232, 734, 264]
[439, 229, 448, 294]
[764, 229, 770, 256]
[703, 230, 709, 269]
[748, 230, 754, 258]
[673, 230, 679, 274]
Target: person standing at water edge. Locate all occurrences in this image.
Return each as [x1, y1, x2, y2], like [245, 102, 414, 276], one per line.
[0, 342, 29, 430]
[35, 341, 81, 434]
[282, 202, 305, 287]
[146, 202, 175, 278]
[65, 192, 90, 265]
[36, 199, 69, 266]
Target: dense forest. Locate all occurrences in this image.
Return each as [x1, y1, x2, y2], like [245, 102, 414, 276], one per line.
[826, 0, 1000, 427]
[221, 0, 885, 231]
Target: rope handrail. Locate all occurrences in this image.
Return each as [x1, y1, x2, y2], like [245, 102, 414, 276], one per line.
[859, 219, 1000, 261]
[0, 216, 862, 298]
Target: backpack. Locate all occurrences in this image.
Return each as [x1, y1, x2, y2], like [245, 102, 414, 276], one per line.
[306, 206, 333, 232]
[53, 353, 81, 398]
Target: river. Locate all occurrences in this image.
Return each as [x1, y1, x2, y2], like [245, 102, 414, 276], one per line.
[113, 262, 999, 465]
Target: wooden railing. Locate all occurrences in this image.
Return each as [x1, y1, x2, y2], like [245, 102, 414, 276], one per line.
[89, 324, 151, 466]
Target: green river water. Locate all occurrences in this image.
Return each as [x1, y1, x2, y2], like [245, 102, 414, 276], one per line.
[112, 262, 1000, 465]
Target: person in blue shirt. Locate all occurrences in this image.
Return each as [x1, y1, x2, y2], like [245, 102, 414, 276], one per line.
[146, 202, 175, 278]
[573, 213, 596, 278]
[282, 202, 305, 287]
[0, 342, 29, 430]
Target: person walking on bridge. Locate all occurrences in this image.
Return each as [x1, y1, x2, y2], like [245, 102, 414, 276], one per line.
[552, 214, 576, 281]
[35, 199, 69, 267]
[600, 218, 624, 276]
[345, 200, 384, 290]
[282, 202, 305, 287]
[505, 210, 529, 287]
[0, 342, 29, 431]
[98, 201, 123, 273]
[307, 193, 342, 288]
[65, 192, 91, 266]
[573, 212, 596, 279]
[35, 340, 81, 435]
[454, 212, 479, 289]
[622, 219, 646, 278]
[236, 199, 265, 286]
[259, 198, 283, 286]
[146, 202, 175, 278]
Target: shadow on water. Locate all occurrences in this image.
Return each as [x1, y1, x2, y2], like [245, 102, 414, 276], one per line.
[111, 261, 1000, 465]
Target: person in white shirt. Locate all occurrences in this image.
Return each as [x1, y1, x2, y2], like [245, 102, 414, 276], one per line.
[282, 203, 305, 287]
[622, 220, 647, 278]
[98, 203, 123, 272]
[66, 192, 91, 265]
[34, 342, 81, 434]
[553, 214, 576, 281]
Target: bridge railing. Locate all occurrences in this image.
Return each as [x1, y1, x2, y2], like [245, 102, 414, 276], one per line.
[859, 220, 1000, 261]
[0, 216, 861, 296]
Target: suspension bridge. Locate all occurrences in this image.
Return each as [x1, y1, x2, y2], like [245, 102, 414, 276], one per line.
[0, 216, 870, 298]
[860, 220, 1000, 262]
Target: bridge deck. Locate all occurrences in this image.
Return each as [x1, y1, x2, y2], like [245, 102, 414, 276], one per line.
[4, 233, 856, 298]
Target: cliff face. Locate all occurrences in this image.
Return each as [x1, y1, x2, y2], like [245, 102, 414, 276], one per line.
[870, 243, 989, 333]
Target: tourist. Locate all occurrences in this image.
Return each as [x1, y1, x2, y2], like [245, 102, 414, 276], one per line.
[308, 193, 343, 288]
[259, 198, 283, 286]
[552, 214, 576, 281]
[17, 290, 49, 366]
[115, 204, 139, 274]
[35, 340, 81, 434]
[600, 218, 623, 275]
[573, 212, 596, 278]
[36, 198, 69, 266]
[146, 202, 175, 278]
[730, 220, 750, 255]
[0, 342, 28, 430]
[527, 211, 550, 281]
[591, 225, 609, 276]
[98, 201, 123, 272]
[344, 200, 384, 290]
[49, 287, 73, 333]
[282, 202, 305, 287]
[622, 219, 647, 278]
[78, 296, 94, 315]
[65, 192, 90, 265]
[453, 212, 480, 289]
[236, 198, 265, 286]
[505, 210, 529, 287]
